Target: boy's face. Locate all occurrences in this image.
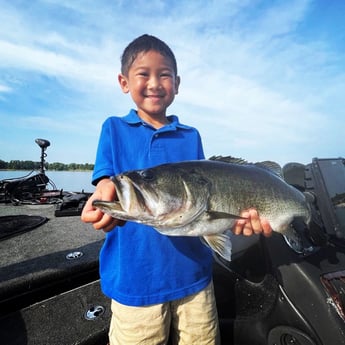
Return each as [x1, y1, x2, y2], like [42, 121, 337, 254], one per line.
[118, 50, 180, 122]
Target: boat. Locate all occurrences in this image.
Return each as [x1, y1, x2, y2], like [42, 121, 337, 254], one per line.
[1, 140, 345, 344]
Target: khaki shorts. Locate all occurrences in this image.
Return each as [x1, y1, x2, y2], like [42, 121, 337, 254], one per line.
[108, 281, 220, 345]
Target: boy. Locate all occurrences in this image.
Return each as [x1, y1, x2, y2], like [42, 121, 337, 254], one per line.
[81, 34, 271, 345]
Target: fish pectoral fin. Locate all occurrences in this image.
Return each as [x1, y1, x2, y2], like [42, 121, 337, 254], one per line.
[206, 211, 246, 220]
[202, 234, 232, 262]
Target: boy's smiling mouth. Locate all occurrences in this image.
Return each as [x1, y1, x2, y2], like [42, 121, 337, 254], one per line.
[146, 94, 163, 98]
[145, 94, 164, 102]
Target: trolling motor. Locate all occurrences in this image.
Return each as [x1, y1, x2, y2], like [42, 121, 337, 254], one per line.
[0, 139, 52, 202]
[35, 138, 50, 174]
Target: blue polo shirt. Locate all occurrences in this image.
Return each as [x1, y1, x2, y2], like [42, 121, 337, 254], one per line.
[92, 109, 213, 306]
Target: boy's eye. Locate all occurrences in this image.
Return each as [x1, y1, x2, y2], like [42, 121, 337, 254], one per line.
[135, 71, 173, 78]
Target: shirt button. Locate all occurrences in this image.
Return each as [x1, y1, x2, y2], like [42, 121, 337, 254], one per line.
[154, 134, 159, 138]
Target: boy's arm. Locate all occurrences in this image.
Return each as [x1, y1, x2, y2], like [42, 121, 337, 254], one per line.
[233, 209, 272, 237]
[81, 178, 125, 232]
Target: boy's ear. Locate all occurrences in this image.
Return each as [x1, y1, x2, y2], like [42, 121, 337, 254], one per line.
[118, 74, 129, 93]
[175, 76, 181, 95]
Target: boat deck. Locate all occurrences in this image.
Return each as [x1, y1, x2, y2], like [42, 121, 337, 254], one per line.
[0, 202, 110, 345]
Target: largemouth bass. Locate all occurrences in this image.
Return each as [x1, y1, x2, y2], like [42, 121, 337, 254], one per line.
[93, 157, 311, 261]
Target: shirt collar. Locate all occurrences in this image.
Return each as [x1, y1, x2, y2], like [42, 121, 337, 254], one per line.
[122, 109, 193, 131]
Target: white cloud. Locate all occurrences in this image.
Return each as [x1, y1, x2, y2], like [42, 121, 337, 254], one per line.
[0, 84, 12, 93]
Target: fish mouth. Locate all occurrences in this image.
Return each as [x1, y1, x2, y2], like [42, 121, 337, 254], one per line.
[92, 175, 151, 221]
[112, 175, 150, 215]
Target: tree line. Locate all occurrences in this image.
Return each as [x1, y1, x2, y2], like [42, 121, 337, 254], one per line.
[0, 160, 94, 171]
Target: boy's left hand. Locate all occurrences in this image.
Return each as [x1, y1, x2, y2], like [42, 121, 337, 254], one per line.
[233, 208, 272, 237]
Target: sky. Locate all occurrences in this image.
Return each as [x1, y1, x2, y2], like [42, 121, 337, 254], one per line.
[0, 0, 344, 167]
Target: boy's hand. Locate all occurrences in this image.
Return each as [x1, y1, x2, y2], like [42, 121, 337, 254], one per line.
[233, 208, 272, 237]
[81, 178, 125, 232]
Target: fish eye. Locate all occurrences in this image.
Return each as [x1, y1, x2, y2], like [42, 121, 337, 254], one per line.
[140, 169, 154, 180]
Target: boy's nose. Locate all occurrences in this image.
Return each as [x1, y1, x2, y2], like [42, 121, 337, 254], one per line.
[147, 76, 161, 89]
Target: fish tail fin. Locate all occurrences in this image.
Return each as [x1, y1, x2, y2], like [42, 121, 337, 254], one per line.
[282, 230, 304, 254]
[202, 233, 232, 261]
[283, 216, 325, 254]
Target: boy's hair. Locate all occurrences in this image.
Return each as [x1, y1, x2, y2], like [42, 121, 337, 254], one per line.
[121, 34, 178, 76]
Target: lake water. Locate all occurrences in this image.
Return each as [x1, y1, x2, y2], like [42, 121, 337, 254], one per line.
[0, 170, 95, 192]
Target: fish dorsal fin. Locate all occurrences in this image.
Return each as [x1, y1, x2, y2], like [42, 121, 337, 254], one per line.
[254, 161, 283, 178]
[208, 155, 282, 178]
[208, 155, 247, 165]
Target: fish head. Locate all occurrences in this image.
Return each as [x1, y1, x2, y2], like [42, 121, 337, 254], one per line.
[93, 163, 212, 228]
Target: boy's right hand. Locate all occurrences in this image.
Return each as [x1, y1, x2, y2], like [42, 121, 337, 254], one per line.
[81, 178, 125, 232]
